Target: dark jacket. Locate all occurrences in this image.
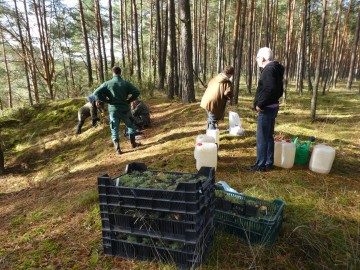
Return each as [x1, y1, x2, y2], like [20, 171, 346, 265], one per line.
[93, 75, 140, 114]
[200, 73, 233, 119]
[254, 61, 284, 110]
[131, 101, 150, 127]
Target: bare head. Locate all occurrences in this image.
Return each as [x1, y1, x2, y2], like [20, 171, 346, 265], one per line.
[112, 66, 121, 75]
[256, 47, 273, 68]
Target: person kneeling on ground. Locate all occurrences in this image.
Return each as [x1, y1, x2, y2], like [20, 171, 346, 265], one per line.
[123, 99, 150, 139]
[131, 99, 150, 129]
[76, 94, 104, 135]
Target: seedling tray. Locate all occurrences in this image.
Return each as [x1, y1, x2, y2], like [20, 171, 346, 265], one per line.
[215, 190, 285, 245]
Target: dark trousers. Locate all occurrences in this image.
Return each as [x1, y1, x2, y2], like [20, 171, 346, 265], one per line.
[255, 107, 278, 167]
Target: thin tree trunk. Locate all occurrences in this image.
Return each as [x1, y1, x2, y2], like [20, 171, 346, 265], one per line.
[109, 0, 115, 68]
[216, 0, 222, 73]
[132, 0, 142, 82]
[168, 0, 178, 99]
[232, 0, 241, 104]
[124, 0, 132, 73]
[78, 0, 93, 87]
[14, 0, 32, 105]
[1, 30, 12, 108]
[312, 0, 327, 120]
[94, 0, 104, 82]
[149, 0, 154, 81]
[330, 0, 343, 90]
[99, 6, 108, 80]
[156, 0, 164, 89]
[347, 5, 360, 89]
[306, 0, 313, 91]
[247, 0, 255, 94]
[202, 0, 208, 83]
[23, 0, 39, 103]
[120, 0, 126, 68]
[33, 0, 54, 99]
[179, 0, 195, 103]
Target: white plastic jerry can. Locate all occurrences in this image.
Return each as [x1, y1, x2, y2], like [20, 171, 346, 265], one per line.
[194, 135, 216, 158]
[206, 129, 220, 147]
[309, 145, 335, 174]
[194, 142, 217, 171]
[274, 140, 296, 168]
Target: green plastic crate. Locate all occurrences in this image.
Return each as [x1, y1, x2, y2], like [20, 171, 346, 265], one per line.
[215, 190, 285, 245]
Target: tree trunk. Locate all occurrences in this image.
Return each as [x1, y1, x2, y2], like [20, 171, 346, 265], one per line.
[23, 0, 39, 103]
[78, 0, 93, 87]
[312, 0, 327, 120]
[1, 30, 12, 108]
[94, 0, 104, 82]
[298, 0, 307, 95]
[156, 0, 165, 89]
[14, 0, 33, 105]
[132, 0, 142, 82]
[149, 0, 154, 81]
[247, 0, 255, 94]
[306, 0, 313, 92]
[330, 0, 343, 90]
[109, 0, 115, 68]
[347, 5, 360, 89]
[202, 0, 208, 83]
[99, 5, 108, 80]
[124, 0, 132, 74]
[120, 0, 126, 68]
[168, 0, 179, 99]
[216, 0, 222, 73]
[232, 0, 241, 104]
[179, 0, 195, 103]
[33, 0, 55, 99]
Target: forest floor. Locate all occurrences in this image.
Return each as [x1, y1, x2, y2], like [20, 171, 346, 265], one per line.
[0, 84, 359, 270]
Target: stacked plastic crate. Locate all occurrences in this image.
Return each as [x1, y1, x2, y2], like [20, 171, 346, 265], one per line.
[98, 163, 215, 269]
[215, 184, 285, 245]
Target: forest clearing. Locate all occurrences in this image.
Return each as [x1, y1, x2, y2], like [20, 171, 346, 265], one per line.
[0, 85, 359, 269]
[1, 0, 360, 268]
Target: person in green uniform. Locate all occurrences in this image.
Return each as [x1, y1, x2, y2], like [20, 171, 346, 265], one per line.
[93, 66, 141, 155]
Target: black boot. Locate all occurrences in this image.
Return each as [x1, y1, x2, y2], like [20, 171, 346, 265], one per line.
[130, 134, 141, 148]
[113, 140, 122, 155]
[76, 120, 84, 135]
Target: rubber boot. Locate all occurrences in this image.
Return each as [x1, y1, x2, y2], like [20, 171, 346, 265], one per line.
[76, 120, 84, 135]
[113, 140, 122, 155]
[130, 134, 141, 148]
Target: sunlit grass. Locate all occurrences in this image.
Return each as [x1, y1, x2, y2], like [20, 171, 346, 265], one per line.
[0, 87, 359, 269]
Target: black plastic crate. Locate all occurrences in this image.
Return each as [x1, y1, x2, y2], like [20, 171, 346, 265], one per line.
[99, 190, 214, 214]
[98, 163, 215, 214]
[98, 163, 215, 200]
[102, 222, 215, 269]
[101, 204, 215, 244]
[214, 190, 285, 245]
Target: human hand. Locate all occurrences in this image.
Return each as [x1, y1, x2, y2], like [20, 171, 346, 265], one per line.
[255, 106, 263, 112]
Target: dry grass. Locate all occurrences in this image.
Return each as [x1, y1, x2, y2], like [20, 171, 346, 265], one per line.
[0, 85, 359, 270]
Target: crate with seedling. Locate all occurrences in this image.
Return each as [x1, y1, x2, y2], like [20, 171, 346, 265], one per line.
[98, 163, 216, 268]
[101, 220, 215, 269]
[214, 187, 285, 245]
[98, 163, 215, 213]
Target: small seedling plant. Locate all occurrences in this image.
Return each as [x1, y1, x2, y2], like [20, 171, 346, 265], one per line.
[116, 170, 207, 190]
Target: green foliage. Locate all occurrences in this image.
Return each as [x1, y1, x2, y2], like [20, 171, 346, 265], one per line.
[116, 171, 207, 190]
